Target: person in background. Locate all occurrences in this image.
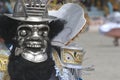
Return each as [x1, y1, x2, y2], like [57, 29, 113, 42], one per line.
[0, 0, 12, 14]
[99, 12, 120, 46]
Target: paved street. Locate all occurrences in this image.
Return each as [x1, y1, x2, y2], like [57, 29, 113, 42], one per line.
[74, 29, 120, 80]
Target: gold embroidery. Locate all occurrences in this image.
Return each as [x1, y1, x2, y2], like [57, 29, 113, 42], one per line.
[52, 50, 63, 70]
[61, 49, 85, 65]
[0, 54, 9, 72]
[0, 54, 10, 80]
[3, 71, 10, 80]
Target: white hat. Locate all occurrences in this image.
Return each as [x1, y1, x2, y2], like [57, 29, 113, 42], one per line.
[49, 3, 86, 46]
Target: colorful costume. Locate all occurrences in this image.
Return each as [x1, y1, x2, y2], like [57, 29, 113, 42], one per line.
[0, 0, 87, 80]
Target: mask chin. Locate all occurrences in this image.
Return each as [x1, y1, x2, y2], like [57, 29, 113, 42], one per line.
[15, 39, 48, 63]
[21, 51, 48, 63]
[15, 46, 48, 63]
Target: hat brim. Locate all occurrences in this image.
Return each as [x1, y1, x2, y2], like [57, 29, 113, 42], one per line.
[4, 14, 56, 22]
[49, 3, 87, 45]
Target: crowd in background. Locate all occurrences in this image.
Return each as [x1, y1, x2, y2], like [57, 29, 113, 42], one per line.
[0, 0, 12, 14]
[48, 0, 120, 16]
[0, 0, 120, 14]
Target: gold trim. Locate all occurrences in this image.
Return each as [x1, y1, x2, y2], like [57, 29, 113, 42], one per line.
[52, 50, 63, 70]
[0, 54, 9, 72]
[3, 71, 10, 80]
[61, 49, 84, 64]
[0, 54, 10, 80]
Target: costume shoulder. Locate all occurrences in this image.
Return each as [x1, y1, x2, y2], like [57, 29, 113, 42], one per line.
[0, 41, 10, 80]
[0, 42, 10, 71]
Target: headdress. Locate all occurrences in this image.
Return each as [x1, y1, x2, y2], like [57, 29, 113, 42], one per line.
[49, 3, 87, 46]
[4, 0, 55, 22]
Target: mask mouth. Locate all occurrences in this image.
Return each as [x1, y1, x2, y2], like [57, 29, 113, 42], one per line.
[15, 40, 48, 62]
[24, 40, 47, 53]
[25, 41, 42, 48]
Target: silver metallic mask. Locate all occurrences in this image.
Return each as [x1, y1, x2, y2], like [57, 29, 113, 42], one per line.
[15, 24, 49, 63]
[5, 0, 55, 63]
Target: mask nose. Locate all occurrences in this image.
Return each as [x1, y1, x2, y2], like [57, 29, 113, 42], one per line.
[31, 31, 40, 40]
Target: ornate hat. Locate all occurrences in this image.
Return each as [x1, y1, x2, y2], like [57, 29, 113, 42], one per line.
[4, 0, 56, 22]
[49, 3, 87, 46]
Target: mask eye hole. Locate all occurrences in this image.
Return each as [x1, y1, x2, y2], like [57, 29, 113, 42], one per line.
[18, 26, 31, 37]
[39, 27, 49, 36]
[43, 31, 48, 36]
[38, 31, 48, 37]
[19, 30, 27, 37]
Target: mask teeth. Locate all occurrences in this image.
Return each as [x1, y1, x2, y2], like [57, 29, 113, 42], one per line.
[27, 44, 41, 48]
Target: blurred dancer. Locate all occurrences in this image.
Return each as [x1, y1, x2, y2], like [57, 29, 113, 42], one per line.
[99, 12, 120, 46]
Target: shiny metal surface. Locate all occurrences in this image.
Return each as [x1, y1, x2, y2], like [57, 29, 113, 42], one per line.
[5, 0, 56, 22]
[15, 24, 49, 63]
